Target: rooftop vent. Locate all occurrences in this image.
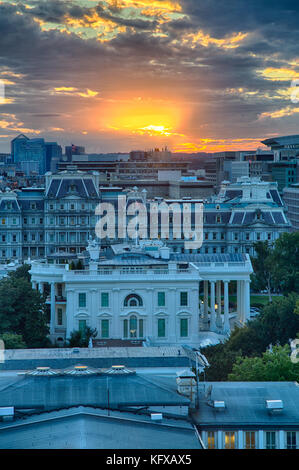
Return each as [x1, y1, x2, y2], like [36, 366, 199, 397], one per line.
[151, 413, 163, 422]
[26, 367, 61, 376]
[0, 407, 14, 422]
[266, 400, 284, 413]
[213, 400, 226, 410]
[63, 365, 101, 376]
[103, 365, 136, 375]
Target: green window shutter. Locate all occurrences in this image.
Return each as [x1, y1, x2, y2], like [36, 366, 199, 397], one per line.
[101, 319, 109, 338]
[57, 308, 63, 326]
[78, 293, 86, 308]
[180, 318, 188, 337]
[158, 318, 166, 337]
[139, 319, 144, 338]
[79, 320, 86, 333]
[123, 319, 128, 338]
[101, 292, 109, 307]
[158, 292, 165, 307]
[180, 292, 188, 306]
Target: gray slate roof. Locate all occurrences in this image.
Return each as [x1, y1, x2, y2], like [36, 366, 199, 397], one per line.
[193, 382, 299, 429]
[0, 406, 200, 449]
[0, 373, 190, 411]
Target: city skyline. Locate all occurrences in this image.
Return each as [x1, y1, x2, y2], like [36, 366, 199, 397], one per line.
[0, 0, 298, 154]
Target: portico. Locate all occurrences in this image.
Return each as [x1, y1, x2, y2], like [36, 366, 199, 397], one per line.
[29, 244, 253, 345]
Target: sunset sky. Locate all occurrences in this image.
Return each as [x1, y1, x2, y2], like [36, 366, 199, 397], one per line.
[0, 0, 298, 154]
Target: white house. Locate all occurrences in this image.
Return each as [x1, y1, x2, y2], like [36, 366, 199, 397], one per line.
[29, 240, 253, 346]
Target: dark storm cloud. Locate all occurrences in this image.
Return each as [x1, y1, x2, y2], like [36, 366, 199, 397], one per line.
[0, 0, 298, 152]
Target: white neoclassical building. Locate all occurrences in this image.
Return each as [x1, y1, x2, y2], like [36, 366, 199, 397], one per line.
[29, 241, 253, 346]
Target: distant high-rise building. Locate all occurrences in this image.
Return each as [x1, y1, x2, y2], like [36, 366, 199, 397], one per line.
[261, 135, 299, 161]
[65, 144, 85, 162]
[11, 134, 61, 175]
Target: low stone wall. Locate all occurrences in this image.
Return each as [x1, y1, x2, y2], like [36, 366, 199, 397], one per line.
[0, 346, 189, 370]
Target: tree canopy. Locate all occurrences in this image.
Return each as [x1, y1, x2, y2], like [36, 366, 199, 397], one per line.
[0, 265, 50, 348]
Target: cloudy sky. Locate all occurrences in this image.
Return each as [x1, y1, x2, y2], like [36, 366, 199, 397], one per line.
[0, 0, 298, 154]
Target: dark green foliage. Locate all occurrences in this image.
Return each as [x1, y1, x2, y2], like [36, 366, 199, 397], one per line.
[67, 327, 97, 348]
[0, 265, 50, 348]
[0, 332, 26, 349]
[228, 345, 299, 382]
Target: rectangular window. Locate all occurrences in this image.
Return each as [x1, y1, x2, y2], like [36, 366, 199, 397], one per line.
[101, 319, 109, 338]
[224, 432, 236, 449]
[57, 308, 63, 326]
[158, 318, 166, 337]
[1, 218, 5, 225]
[78, 293, 86, 308]
[286, 432, 297, 449]
[139, 319, 144, 338]
[207, 432, 216, 449]
[266, 432, 276, 449]
[31, 218, 35, 224]
[180, 318, 188, 337]
[158, 292, 165, 307]
[123, 319, 128, 338]
[180, 292, 188, 306]
[245, 431, 256, 449]
[78, 320, 86, 333]
[12, 235, 16, 242]
[101, 292, 109, 307]
[12, 218, 16, 225]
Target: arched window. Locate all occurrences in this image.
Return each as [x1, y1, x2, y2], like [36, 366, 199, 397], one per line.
[123, 315, 144, 339]
[124, 294, 143, 307]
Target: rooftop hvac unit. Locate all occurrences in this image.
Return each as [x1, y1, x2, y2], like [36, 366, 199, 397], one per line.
[266, 400, 284, 413]
[0, 407, 14, 421]
[151, 413, 163, 422]
[213, 400, 226, 410]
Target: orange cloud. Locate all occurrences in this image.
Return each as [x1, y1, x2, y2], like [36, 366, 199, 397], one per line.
[53, 87, 99, 98]
[259, 106, 299, 119]
[257, 67, 299, 81]
[183, 30, 248, 49]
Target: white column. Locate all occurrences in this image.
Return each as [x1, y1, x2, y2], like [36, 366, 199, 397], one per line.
[278, 430, 285, 449]
[237, 280, 243, 323]
[258, 430, 264, 449]
[50, 282, 55, 336]
[90, 289, 98, 331]
[223, 280, 230, 333]
[203, 281, 209, 327]
[217, 430, 223, 449]
[244, 279, 251, 322]
[210, 281, 216, 332]
[38, 282, 43, 294]
[190, 288, 199, 343]
[66, 289, 75, 338]
[238, 430, 244, 449]
[216, 281, 222, 329]
[168, 288, 177, 343]
[112, 288, 120, 339]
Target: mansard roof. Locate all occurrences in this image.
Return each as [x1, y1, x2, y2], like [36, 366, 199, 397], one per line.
[46, 177, 98, 198]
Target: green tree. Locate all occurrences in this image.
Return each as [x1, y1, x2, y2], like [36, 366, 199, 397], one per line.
[228, 345, 299, 381]
[0, 332, 26, 349]
[8, 264, 31, 282]
[67, 327, 97, 348]
[0, 272, 50, 348]
[271, 232, 299, 294]
[251, 241, 274, 300]
[198, 343, 242, 381]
